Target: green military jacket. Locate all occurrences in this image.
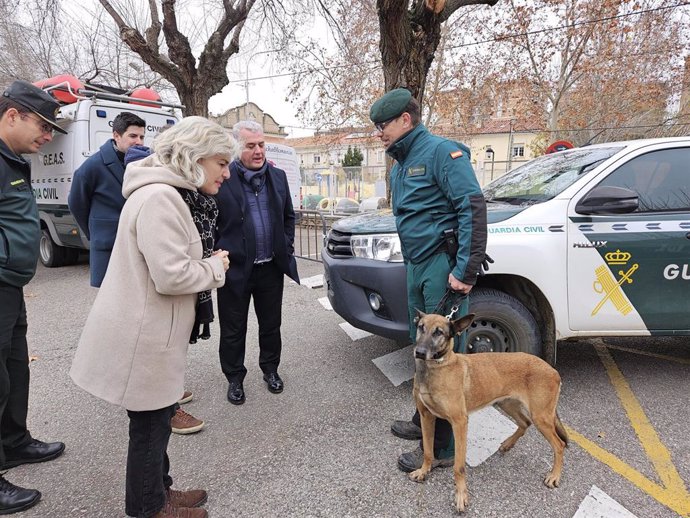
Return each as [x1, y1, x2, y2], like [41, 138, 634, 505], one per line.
[0, 138, 40, 287]
[387, 124, 487, 285]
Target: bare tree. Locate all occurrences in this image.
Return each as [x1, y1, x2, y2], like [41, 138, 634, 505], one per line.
[97, 0, 258, 116]
[0, 0, 167, 94]
[492, 0, 686, 145]
[376, 0, 500, 102]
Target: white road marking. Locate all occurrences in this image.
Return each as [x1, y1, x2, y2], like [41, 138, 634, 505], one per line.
[318, 297, 332, 310]
[299, 274, 324, 289]
[371, 344, 415, 387]
[466, 406, 518, 467]
[573, 486, 638, 518]
[339, 322, 373, 341]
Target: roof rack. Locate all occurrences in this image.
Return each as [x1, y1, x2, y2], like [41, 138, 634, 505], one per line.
[42, 80, 185, 110]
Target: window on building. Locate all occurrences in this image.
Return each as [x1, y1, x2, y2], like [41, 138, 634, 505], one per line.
[314, 154, 321, 164]
[377, 150, 384, 164]
[512, 144, 525, 158]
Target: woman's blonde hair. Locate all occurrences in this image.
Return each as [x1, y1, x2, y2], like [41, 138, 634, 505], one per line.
[152, 116, 238, 187]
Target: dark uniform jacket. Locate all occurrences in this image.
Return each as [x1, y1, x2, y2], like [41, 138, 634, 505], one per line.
[0, 139, 40, 287]
[388, 124, 487, 285]
[215, 161, 299, 296]
[68, 140, 125, 287]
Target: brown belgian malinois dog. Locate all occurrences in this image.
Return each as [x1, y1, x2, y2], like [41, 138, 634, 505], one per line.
[410, 310, 568, 513]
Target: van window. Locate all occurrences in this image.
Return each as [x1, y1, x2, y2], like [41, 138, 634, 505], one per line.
[595, 148, 690, 212]
[484, 146, 623, 206]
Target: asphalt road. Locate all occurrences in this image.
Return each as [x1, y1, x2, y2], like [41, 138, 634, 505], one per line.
[9, 257, 690, 517]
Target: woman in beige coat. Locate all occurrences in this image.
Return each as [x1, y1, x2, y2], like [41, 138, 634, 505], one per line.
[70, 117, 235, 518]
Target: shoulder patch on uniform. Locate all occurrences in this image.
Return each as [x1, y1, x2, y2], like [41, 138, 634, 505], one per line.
[450, 150, 463, 159]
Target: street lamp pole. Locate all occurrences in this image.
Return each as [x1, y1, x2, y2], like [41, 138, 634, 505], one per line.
[485, 146, 495, 183]
[244, 50, 274, 106]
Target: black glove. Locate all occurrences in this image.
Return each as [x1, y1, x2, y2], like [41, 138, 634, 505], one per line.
[480, 253, 494, 275]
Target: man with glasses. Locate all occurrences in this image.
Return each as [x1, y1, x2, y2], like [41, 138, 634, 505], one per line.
[369, 88, 487, 474]
[0, 80, 67, 514]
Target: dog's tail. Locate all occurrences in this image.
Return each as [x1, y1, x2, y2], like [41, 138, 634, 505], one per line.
[555, 413, 569, 447]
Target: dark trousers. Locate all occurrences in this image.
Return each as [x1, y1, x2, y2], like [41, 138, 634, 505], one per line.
[0, 284, 32, 465]
[218, 261, 284, 383]
[125, 404, 175, 518]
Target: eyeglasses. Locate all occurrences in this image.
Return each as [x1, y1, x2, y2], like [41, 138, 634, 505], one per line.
[20, 113, 54, 136]
[374, 116, 400, 133]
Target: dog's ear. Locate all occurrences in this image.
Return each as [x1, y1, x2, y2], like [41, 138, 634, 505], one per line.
[451, 313, 475, 335]
[413, 308, 426, 325]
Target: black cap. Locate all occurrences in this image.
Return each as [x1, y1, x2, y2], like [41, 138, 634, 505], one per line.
[2, 80, 67, 134]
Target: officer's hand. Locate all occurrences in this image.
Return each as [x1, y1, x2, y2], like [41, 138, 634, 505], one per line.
[448, 273, 472, 295]
[480, 253, 494, 275]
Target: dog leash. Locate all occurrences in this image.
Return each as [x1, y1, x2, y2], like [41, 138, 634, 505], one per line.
[433, 287, 467, 320]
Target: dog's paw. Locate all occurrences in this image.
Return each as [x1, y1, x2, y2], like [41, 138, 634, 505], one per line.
[454, 488, 469, 513]
[408, 469, 429, 482]
[499, 437, 517, 453]
[543, 472, 560, 488]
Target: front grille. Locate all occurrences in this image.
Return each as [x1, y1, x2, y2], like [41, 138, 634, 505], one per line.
[326, 229, 353, 257]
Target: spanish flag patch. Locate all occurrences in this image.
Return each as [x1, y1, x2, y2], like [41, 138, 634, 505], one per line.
[450, 150, 463, 159]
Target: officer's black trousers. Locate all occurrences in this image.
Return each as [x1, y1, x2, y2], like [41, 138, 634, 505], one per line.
[0, 283, 32, 465]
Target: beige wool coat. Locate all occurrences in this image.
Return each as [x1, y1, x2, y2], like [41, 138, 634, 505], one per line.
[70, 155, 226, 411]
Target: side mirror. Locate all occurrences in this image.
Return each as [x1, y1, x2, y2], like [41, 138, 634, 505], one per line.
[576, 186, 639, 215]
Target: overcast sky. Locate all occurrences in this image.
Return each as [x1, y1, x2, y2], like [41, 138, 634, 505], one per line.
[208, 58, 312, 138]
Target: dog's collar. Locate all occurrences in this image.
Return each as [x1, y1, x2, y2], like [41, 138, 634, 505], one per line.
[433, 350, 451, 363]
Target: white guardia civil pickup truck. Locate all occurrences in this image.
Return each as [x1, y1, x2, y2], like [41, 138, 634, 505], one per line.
[322, 137, 690, 364]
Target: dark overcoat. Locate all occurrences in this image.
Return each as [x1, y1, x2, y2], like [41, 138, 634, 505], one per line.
[68, 140, 125, 287]
[215, 161, 299, 296]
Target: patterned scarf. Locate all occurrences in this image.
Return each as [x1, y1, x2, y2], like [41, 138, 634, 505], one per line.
[176, 188, 219, 343]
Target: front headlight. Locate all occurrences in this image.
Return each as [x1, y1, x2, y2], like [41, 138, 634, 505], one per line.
[350, 234, 403, 262]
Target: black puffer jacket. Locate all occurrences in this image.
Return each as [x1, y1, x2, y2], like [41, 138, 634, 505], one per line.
[0, 138, 40, 287]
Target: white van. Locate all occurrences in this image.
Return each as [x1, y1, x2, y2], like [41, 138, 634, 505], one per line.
[29, 84, 181, 266]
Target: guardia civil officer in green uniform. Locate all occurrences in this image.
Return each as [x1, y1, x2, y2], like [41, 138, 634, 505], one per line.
[0, 80, 66, 514]
[370, 88, 487, 473]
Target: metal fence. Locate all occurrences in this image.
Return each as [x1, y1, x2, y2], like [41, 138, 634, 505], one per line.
[294, 209, 340, 262]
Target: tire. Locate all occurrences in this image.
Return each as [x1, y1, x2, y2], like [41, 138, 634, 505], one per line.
[39, 229, 77, 267]
[467, 288, 542, 357]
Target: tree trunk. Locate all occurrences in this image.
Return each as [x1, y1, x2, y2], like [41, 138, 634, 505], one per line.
[377, 0, 499, 101]
[99, 0, 253, 117]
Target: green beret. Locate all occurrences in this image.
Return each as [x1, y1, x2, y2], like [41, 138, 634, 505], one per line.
[369, 88, 412, 123]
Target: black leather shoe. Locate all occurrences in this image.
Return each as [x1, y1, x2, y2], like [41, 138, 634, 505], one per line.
[391, 420, 422, 440]
[263, 372, 284, 394]
[227, 381, 245, 405]
[0, 476, 40, 514]
[2, 439, 65, 469]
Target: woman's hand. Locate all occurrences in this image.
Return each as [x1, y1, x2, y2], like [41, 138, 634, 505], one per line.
[213, 250, 230, 271]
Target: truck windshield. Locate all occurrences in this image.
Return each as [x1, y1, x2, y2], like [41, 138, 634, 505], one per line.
[484, 146, 624, 206]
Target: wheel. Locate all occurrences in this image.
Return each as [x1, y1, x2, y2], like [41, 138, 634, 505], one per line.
[39, 229, 78, 267]
[467, 288, 541, 356]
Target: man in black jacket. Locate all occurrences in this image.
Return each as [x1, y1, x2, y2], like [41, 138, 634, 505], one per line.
[215, 121, 299, 405]
[0, 80, 66, 514]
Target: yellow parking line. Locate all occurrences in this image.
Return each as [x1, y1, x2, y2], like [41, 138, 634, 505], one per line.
[594, 344, 687, 493]
[565, 343, 690, 517]
[604, 344, 690, 365]
[564, 425, 690, 517]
